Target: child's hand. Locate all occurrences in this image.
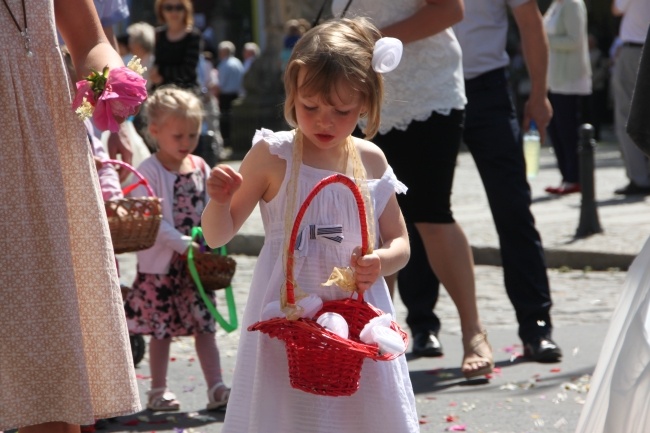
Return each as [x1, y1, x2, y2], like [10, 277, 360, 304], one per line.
[185, 241, 202, 255]
[206, 164, 243, 204]
[149, 66, 163, 85]
[350, 246, 381, 295]
[107, 127, 133, 182]
[93, 156, 103, 171]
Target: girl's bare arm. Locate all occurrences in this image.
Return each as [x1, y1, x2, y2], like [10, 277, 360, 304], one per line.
[375, 194, 410, 276]
[202, 142, 284, 247]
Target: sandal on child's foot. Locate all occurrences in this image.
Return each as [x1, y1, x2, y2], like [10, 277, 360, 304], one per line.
[147, 387, 180, 412]
[207, 382, 230, 411]
[461, 330, 494, 379]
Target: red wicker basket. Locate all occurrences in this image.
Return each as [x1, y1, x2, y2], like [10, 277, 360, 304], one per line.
[248, 174, 408, 397]
[104, 159, 162, 254]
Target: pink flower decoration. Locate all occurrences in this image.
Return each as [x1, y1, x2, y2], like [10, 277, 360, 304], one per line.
[72, 63, 148, 133]
[72, 80, 95, 109]
[93, 68, 147, 132]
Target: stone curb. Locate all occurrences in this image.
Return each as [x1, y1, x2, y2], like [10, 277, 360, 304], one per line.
[472, 245, 634, 271]
[226, 233, 636, 271]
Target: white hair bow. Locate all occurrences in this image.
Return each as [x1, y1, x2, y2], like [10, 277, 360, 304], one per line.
[372, 37, 403, 73]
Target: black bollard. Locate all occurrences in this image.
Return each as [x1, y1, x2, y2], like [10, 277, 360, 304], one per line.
[575, 124, 603, 238]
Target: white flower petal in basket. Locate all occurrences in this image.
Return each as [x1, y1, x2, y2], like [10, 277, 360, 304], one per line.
[297, 294, 324, 319]
[371, 326, 407, 355]
[316, 312, 349, 339]
[359, 313, 393, 343]
[261, 300, 284, 321]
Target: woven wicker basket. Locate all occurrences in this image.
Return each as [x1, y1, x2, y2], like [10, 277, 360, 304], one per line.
[187, 227, 239, 332]
[248, 174, 408, 397]
[104, 159, 162, 254]
[188, 240, 237, 291]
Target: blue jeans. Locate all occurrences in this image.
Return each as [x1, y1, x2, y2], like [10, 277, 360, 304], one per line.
[398, 68, 554, 343]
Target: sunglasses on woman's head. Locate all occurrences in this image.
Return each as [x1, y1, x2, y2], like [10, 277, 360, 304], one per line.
[162, 4, 185, 12]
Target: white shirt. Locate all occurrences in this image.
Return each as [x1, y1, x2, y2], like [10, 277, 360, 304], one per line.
[453, 0, 530, 79]
[615, 0, 650, 43]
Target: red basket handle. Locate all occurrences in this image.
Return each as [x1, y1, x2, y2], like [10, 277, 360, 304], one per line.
[285, 174, 369, 305]
[103, 159, 156, 197]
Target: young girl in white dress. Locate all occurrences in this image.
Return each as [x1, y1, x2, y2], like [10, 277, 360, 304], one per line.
[201, 17, 420, 433]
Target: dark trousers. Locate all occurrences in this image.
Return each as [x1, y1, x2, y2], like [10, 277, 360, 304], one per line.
[547, 92, 583, 184]
[218, 92, 239, 146]
[627, 29, 650, 153]
[398, 68, 554, 343]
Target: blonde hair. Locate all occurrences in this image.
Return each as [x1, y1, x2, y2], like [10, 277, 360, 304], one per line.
[154, 0, 194, 28]
[283, 17, 384, 139]
[144, 86, 204, 145]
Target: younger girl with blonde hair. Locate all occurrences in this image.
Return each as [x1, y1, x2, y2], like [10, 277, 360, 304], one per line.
[124, 86, 229, 412]
[202, 17, 419, 433]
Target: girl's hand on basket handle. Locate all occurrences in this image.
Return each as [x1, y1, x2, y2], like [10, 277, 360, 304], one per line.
[206, 164, 243, 204]
[350, 246, 381, 295]
[93, 156, 103, 171]
[185, 241, 201, 255]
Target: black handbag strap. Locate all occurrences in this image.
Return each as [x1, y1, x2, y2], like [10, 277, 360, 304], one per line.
[312, 0, 353, 28]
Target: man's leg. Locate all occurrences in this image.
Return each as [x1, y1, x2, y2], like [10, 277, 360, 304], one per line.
[463, 69, 561, 361]
[613, 46, 650, 191]
[218, 93, 237, 148]
[547, 92, 581, 184]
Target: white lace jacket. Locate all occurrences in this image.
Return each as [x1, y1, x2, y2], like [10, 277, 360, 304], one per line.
[334, 0, 467, 135]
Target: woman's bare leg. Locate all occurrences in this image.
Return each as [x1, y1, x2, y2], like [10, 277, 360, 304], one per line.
[415, 221, 493, 376]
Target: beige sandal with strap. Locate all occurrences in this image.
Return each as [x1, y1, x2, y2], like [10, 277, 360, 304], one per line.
[461, 330, 494, 379]
[146, 387, 180, 412]
[207, 382, 230, 411]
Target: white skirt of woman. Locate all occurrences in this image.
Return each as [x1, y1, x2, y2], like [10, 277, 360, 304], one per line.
[575, 237, 650, 432]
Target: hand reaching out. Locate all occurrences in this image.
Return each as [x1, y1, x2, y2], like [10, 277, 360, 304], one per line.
[107, 124, 133, 182]
[206, 164, 243, 204]
[149, 66, 164, 86]
[350, 246, 381, 295]
[93, 155, 103, 171]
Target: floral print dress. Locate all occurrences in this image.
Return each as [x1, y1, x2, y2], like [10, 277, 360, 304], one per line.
[125, 167, 216, 339]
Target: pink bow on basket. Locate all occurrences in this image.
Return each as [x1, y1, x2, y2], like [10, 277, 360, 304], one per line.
[72, 57, 148, 133]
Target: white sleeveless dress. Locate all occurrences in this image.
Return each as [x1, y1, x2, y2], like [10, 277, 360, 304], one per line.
[222, 129, 420, 433]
